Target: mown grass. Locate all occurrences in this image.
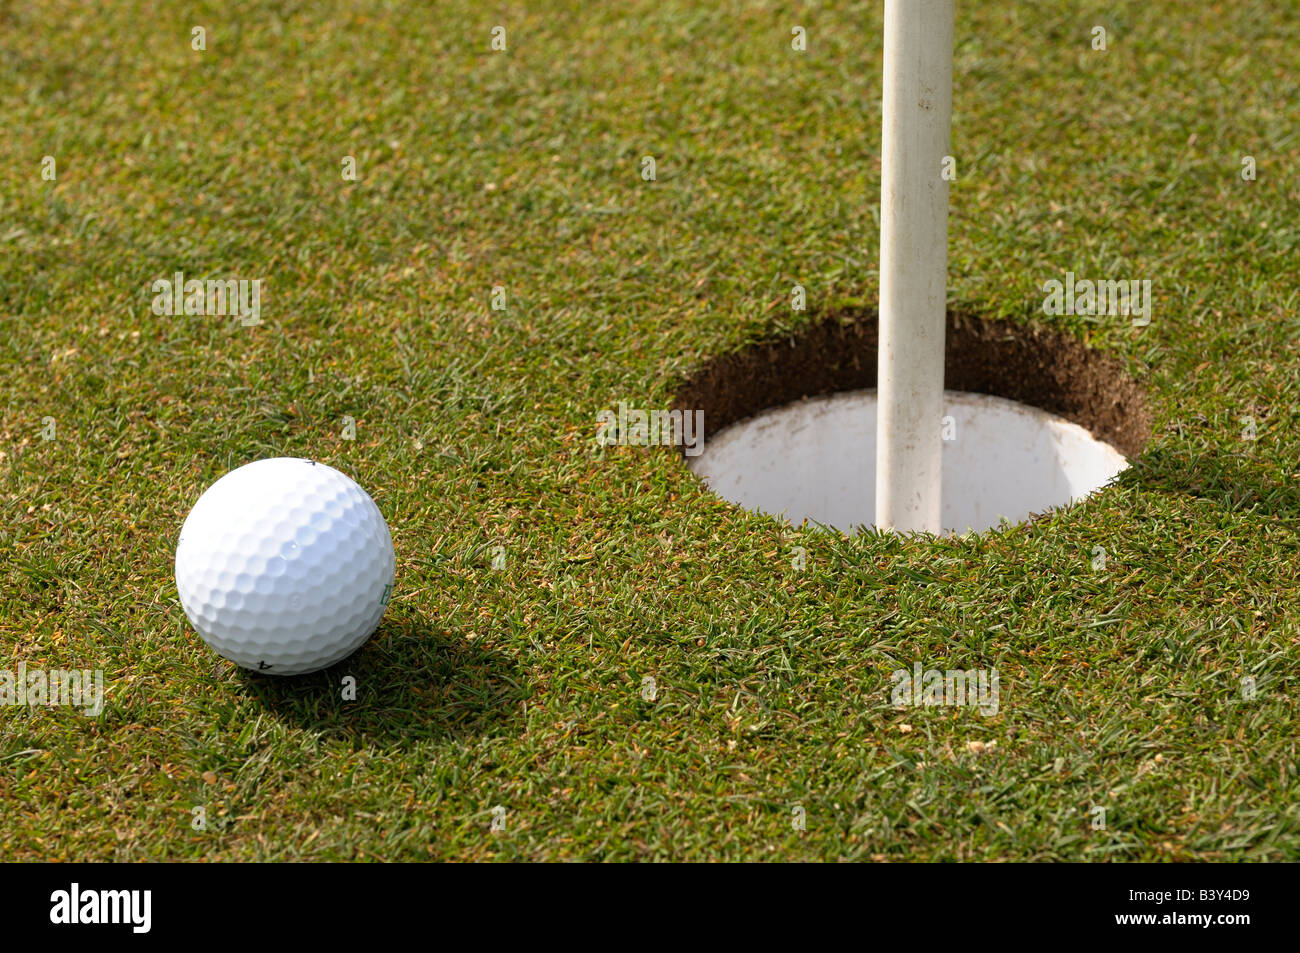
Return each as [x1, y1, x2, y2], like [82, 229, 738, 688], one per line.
[1, 0, 1298, 860]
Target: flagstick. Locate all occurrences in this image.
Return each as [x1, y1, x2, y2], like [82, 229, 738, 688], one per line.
[876, 0, 954, 534]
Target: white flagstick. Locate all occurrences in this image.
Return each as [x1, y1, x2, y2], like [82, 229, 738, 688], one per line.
[876, 0, 954, 534]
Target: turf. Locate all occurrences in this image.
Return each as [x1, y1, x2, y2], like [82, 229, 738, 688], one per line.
[2, 0, 1298, 861]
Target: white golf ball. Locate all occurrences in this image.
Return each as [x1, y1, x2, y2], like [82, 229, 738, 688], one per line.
[175, 457, 395, 675]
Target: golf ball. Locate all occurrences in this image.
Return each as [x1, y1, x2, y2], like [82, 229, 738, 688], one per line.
[175, 457, 395, 675]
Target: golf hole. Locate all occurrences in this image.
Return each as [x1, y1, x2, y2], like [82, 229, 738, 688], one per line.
[676, 311, 1150, 534]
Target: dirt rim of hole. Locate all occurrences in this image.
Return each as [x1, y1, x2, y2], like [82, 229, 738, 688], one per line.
[673, 309, 1151, 458]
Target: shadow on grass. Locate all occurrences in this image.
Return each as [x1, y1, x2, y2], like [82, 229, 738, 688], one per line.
[1119, 446, 1300, 529]
[235, 611, 527, 747]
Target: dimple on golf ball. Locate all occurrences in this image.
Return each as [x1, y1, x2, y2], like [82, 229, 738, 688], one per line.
[175, 457, 395, 675]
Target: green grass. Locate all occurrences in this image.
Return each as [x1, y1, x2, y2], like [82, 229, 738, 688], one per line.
[2, 0, 1298, 860]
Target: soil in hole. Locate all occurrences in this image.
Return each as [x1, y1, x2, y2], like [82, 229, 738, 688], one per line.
[673, 310, 1150, 457]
